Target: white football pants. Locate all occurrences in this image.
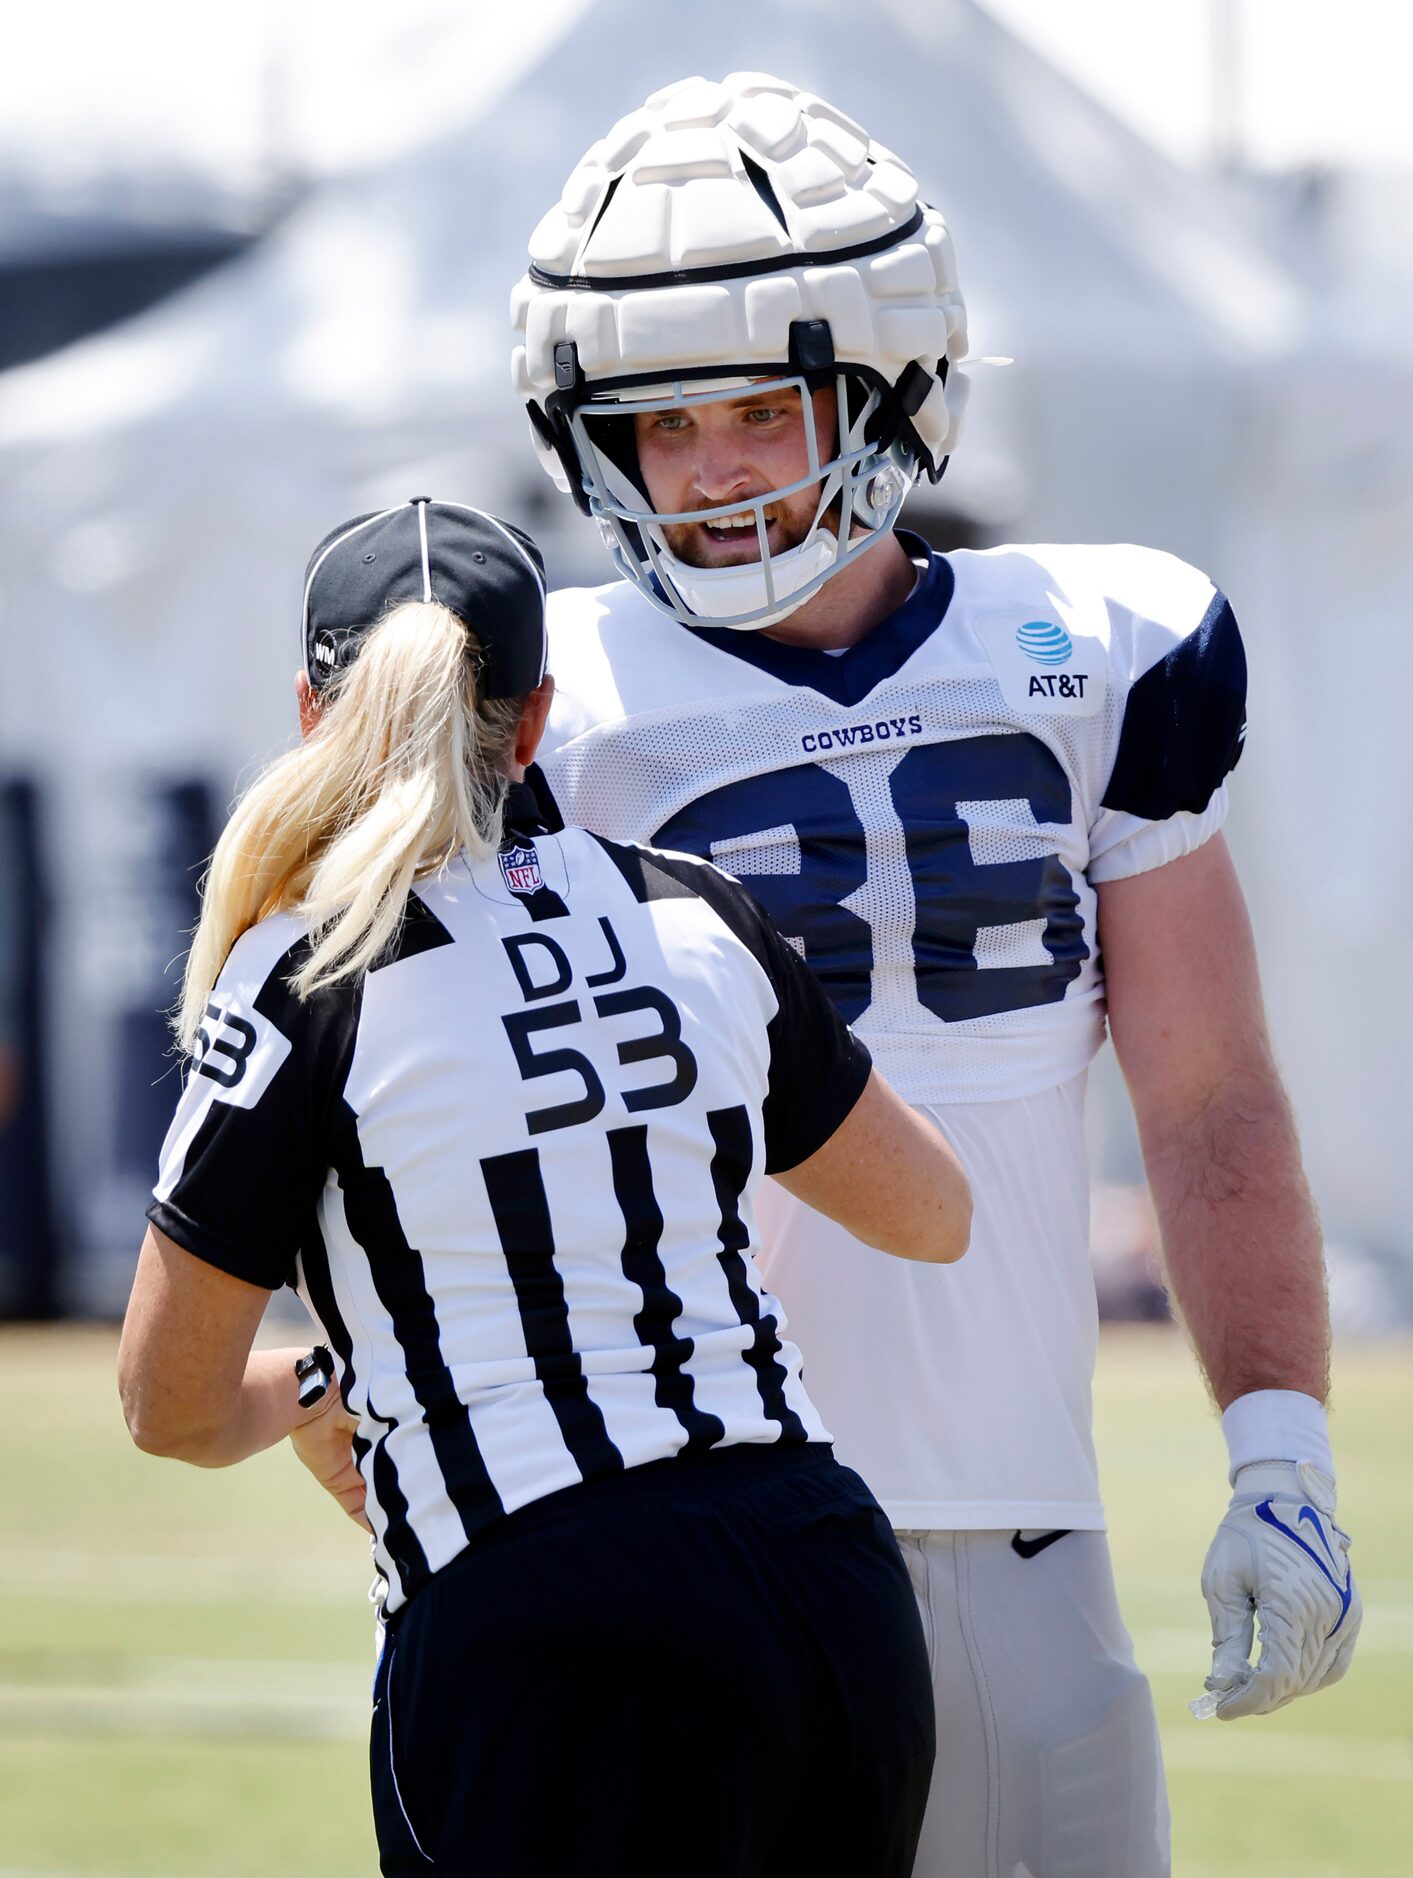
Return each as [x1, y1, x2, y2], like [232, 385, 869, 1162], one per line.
[896, 1529, 1170, 1878]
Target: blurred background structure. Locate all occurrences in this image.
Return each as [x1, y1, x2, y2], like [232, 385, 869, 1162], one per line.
[1, 0, 1411, 1325]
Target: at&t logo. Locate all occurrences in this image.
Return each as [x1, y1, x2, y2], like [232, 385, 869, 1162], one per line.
[1016, 620, 1088, 700]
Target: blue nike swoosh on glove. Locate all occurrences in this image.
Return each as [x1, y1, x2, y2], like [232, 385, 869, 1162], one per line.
[1253, 1499, 1354, 1637]
[1297, 1503, 1340, 1566]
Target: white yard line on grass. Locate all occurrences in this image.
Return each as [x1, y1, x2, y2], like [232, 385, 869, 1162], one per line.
[1134, 1611, 1413, 1674]
[0, 1654, 370, 1741]
[1164, 1730, 1412, 1782]
[0, 1870, 197, 1878]
[0, 1548, 361, 1605]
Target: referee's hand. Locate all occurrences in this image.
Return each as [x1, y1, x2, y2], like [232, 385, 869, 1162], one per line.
[290, 1394, 372, 1532]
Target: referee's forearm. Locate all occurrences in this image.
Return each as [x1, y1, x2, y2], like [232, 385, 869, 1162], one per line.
[131, 1348, 327, 1468]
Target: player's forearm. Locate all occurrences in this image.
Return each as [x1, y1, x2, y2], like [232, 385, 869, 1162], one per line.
[1139, 1064, 1329, 1410]
[126, 1346, 321, 1467]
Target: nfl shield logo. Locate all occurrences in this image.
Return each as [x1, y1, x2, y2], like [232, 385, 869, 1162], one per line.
[499, 843, 544, 896]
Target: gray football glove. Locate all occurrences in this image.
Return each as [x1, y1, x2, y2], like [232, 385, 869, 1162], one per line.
[1193, 1460, 1361, 1721]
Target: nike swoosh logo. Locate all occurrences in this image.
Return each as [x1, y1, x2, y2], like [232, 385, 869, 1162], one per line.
[1254, 1499, 1354, 1637]
[1011, 1529, 1072, 1560]
[1297, 1503, 1340, 1566]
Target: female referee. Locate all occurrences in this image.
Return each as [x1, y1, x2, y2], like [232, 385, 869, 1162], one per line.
[118, 499, 972, 1878]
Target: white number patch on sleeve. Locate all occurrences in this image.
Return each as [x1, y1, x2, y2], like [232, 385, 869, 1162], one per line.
[153, 996, 292, 1202]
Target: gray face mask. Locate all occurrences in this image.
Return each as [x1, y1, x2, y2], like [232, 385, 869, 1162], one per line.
[569, 370, 916, 633]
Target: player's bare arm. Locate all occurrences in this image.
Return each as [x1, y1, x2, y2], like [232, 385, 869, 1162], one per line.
[1100, 833, 1360, 1718]
[1099, 833, 1326, 1406]
[775, 1069, 971, 1265]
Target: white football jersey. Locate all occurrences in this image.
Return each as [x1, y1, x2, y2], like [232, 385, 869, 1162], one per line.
[539, 535, 1247, 1526]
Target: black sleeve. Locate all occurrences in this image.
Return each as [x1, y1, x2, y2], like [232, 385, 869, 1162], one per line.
[753, 915, 874, 1174]
[588, 834, 872, 1174]
[147, 935, 354, 1290]
[1101, 592, 1247, 821]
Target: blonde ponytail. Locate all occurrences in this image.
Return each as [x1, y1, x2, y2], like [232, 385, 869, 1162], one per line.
[178, 602, 522, 1050]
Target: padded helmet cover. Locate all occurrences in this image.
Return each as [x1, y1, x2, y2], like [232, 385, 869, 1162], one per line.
[511, 75, 970, 628]
[512, 72, 969, 478]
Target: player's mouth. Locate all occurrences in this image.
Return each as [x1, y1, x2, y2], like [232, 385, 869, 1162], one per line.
[695, 507, 778, 562]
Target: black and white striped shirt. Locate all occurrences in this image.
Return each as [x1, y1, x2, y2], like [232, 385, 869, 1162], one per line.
[150, 784, 870, 1611]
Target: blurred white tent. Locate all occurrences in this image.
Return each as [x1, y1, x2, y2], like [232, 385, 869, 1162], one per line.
[0, 0, 1407, 1289]
[0, 0, 1308, 775]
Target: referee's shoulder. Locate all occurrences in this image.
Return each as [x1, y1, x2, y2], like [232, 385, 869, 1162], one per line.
[576, 828, 733, 903]
[216, 908, 314, 1003]
[211, 909, 372, 1052]
[575, 828, 775, 956]
[197, 909, 335, 1072]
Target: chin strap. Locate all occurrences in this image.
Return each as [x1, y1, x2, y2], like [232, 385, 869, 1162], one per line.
[653, 533, 839, 631]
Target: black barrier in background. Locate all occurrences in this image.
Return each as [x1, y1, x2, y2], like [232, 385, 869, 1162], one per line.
[0, 776, 59, 1318]
[80, 775, 217, 1317]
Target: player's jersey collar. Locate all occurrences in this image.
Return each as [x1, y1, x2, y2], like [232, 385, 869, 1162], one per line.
[684, 531, 954, 707]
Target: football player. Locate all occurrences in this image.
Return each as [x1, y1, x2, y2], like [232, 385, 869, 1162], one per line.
[512, 73, 1361, 1876]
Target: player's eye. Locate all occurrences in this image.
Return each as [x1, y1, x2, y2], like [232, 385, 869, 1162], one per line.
[651, 413, 690, 433]
[743, 405, 785, 423]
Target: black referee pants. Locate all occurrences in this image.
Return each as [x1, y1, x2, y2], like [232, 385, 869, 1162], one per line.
[370, 1441, 935, 1877]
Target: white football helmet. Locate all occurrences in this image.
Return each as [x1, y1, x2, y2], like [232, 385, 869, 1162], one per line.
[511, 73, 970, 630]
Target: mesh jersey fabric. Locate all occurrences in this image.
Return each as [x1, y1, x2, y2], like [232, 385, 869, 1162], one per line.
[151, 810, 869, 1609]
[537, 538, 1245, 1523]
[538, 537, 1243, 1108]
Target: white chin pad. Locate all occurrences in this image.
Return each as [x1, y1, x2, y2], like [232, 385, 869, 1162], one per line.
[656, 532, 838, 630]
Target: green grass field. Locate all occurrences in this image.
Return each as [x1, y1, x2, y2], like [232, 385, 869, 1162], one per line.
[0, 1324, 1407, 1875]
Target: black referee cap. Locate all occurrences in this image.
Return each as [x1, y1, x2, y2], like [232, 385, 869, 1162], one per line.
[302, 499, 547, 699]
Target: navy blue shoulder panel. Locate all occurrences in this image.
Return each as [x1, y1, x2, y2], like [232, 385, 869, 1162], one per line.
[1101, 592, 1247, 821]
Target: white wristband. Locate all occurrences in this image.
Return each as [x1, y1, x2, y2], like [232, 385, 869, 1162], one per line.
[1221, 1388, 1334, 1485]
